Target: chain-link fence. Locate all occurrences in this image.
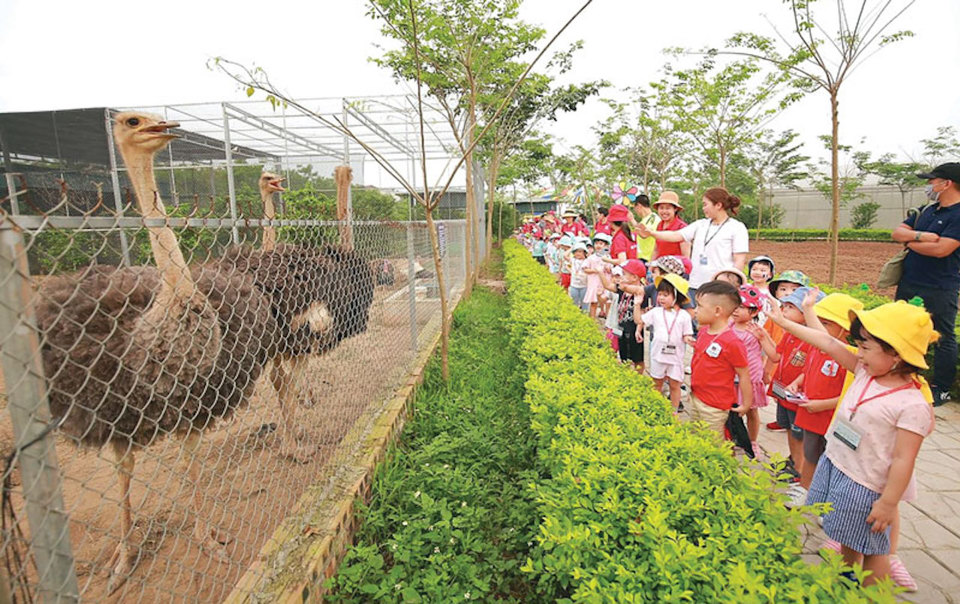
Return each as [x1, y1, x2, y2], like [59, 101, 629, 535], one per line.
[0, 102, 486, 601]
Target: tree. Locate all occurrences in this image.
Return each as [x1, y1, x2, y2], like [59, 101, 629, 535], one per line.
[859, 153, 924, 219]
[726, 0, 915, 284]
[850, 200, 881, 228]
[809, 137, 867, 221]
[920, 126, 960, 167]
[215, 1, 595, 379]
[745, 129, 809, 237]
[663, 54, 796, 189]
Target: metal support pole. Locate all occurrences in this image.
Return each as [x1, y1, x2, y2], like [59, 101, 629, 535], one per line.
[222, 104, 240, 245]
[0, 228, 79, 602]
[104, 109, 132, 266]
[0, 129, 21, 216]
[342, 100, 354, 228]
[163, 107, 178, 206]
[406, 223, 418, 351]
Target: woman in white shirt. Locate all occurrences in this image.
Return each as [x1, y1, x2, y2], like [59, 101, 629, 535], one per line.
[637, 187, 749, 295]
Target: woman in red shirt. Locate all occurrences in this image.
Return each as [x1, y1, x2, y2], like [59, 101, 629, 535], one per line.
[651, 191, 690, 260]
[604, 204, 637, 266]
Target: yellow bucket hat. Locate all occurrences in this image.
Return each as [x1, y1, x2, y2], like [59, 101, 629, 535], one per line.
[654, 273, 691, 303]
[814, 293, 864, 331]
[850, 301, 940, 369]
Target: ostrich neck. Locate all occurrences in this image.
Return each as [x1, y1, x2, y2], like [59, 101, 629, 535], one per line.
[261, 190, 277, 252]
[123, 150, 196, 300]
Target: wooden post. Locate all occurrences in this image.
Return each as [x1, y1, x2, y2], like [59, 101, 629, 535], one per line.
[334, 166, 354, 250]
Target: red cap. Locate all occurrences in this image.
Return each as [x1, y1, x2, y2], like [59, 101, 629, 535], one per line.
[608, 204, 631, 222]
[622, 259, 647, 278]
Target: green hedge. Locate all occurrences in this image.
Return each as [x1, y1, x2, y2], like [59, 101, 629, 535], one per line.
[326, 275, 541, 602]
[503, 240, 896, 602]
[752, 228, 890, 242]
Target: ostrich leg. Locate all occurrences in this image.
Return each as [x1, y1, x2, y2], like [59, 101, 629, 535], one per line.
[270, 356, 315, 462]
[106, 443, 135, 594]
[183, 430, 231, 561]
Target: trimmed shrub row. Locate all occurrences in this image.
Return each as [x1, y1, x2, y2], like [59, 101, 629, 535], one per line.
[504, 240, 895, 602]
[326, 276, 541, 602]
[752, 228, 891, 241]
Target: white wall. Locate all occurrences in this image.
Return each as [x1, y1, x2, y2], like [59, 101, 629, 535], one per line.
[770, 185, 928, 230]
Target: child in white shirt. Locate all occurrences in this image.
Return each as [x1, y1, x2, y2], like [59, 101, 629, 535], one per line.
[640, 273, 695, 411]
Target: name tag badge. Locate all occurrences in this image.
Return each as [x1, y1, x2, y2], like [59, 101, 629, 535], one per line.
[662, 344, 677, 355]
[833, 418, 862, 451]
[705, 342, 722, 358]
[699, 254, 709, 266]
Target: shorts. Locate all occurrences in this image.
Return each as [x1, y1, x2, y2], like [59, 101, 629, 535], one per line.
[569, 286, 587, 311]
[775, 402, 804, 441]
[535, 256, 546, 265]
[807, 456, 890, 556]
[648, 356, 684, 381]
[803, 430, 827, 466]
[688, 392, 730, 434]
[618, 322, 644, 364]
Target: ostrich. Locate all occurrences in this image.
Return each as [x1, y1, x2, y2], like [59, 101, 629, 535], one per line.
[218, 172, 375, 459]
[35, 113, 278, 591]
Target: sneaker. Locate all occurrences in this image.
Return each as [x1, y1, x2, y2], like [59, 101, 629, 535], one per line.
[766, 421, 786, 431]
[932, 387, 951, 407]
[889, 555, 918, 592]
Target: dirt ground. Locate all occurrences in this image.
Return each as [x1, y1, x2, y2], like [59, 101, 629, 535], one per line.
[0, 274, 450, 602]
[749, 239, 902, 296]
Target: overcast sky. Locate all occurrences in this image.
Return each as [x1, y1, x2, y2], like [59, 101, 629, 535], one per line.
[2, 0, 958, 173]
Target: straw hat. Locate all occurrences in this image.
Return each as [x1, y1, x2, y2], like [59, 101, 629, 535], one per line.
[561, 209, 579, 218]
[654, 273, 690, 303]
[814, 293, 864, 331]
[850, 301, 939, 369]
[653, 190, 683, 209]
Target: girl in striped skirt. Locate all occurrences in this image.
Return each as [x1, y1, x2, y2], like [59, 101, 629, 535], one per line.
[766, 299, 938, 587]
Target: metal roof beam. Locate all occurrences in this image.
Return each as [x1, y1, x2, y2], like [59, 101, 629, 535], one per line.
[223, 103, 343, 160]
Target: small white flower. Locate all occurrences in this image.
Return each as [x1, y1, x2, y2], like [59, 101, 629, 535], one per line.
[414, 491, 421, 498]
[527, 541, 533, 546]
[392, 544, 398, 550]
[434, 547, 440, 553]
[424, 463, 430, 467]
[402, 521, 408, 526]
[461, 501, 467, 507]
[464, 593, 471, 599]
[443, 464, 450, 470]
[449, 537, 456, 544]
[394, 583, 402, 590]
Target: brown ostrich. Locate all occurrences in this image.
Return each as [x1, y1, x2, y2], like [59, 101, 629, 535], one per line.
[219, 172, 375, 459]
[35, 113, 278, 592]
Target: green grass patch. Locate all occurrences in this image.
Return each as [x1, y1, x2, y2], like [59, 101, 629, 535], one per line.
[326, 253, 542, 603]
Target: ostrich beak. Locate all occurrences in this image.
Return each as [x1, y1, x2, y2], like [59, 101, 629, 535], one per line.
[269, 177, 286, 192]
[142, 121, 181, 139]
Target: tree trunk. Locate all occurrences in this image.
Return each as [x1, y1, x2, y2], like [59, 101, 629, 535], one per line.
[719, 147, 727, 189]
[486, 153, 500, 252]
[756, 183, 764, 241]
[424, 206, 449, 381]
[829, 92, 841, 285]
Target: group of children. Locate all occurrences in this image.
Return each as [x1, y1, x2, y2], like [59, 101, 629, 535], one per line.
[520, 223, 939, 592]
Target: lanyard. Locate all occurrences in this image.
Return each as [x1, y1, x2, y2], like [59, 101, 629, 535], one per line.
[849, 377, 917, 420]
[663, 308, 680, 340]
[702, 218, 729, 248]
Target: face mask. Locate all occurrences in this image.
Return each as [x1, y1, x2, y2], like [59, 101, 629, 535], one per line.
[925, 184, 942, 202]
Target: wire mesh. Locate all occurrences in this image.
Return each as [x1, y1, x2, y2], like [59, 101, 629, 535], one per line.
[0, 103, 484, 602]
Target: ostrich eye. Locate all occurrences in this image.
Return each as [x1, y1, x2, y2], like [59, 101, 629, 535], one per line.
[126, 118, 140, 127]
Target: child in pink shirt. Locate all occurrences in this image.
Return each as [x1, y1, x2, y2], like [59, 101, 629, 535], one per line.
[731, 284, 769, 459]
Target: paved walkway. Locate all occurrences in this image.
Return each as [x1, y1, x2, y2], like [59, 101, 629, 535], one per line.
[753, 402, 960, 602]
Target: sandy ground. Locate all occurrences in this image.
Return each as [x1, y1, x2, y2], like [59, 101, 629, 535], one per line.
[0, 274, 449, 602]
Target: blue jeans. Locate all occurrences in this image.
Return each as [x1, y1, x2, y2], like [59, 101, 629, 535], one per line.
[569, 286, 587, 311]
[895, 281, 958, 391]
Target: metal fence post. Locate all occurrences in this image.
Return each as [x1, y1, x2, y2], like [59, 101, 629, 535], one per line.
[0, 227, 79, 602]
[406, 223, 418, 351]
[104, 109, 132, 266]
[222, 104, 240, 245]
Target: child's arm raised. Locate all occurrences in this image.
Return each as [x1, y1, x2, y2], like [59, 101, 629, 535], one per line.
[767, 302, 857, 373]
[743, 321, 779, 360]
[598, 270, 618, 293]
[801, 287, 827, 333]
[867, 429, 926, 533]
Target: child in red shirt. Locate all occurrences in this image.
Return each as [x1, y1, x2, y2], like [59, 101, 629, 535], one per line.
[689, 280, 752, 437]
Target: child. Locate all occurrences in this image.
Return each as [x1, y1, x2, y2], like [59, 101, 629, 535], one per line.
[767, 299, 937, 587]
[584, 233, 611, 318]
[569, 242, 589, 311]
[759, 287, 825, 481]
[639, 273, 695, 411]
[557, 236, 573, 290]
[763, 270, 811, 432]
[604, 266, 624, 352]
[748, 255, 776, 326]
[531, 234, 547, 265]
[792, 291, 864, 499]
[600, 259, 647, 373]
[713, 267, 746, 288]
[731, 285, 769, 459]
[688, 280, 752, 437]
[545, 233, 560, 276]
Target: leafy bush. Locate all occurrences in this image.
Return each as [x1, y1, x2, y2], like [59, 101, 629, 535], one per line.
[737, 202, 786, 229]
[753, 228, 891, 241]
[327, 271, 542, 603]
[503, 240, 896, 602]
[850, 201, 881, 229]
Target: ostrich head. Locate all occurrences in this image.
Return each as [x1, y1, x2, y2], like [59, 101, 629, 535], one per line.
[112, 112, 180, 156]
[259, 172, 285, 195]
